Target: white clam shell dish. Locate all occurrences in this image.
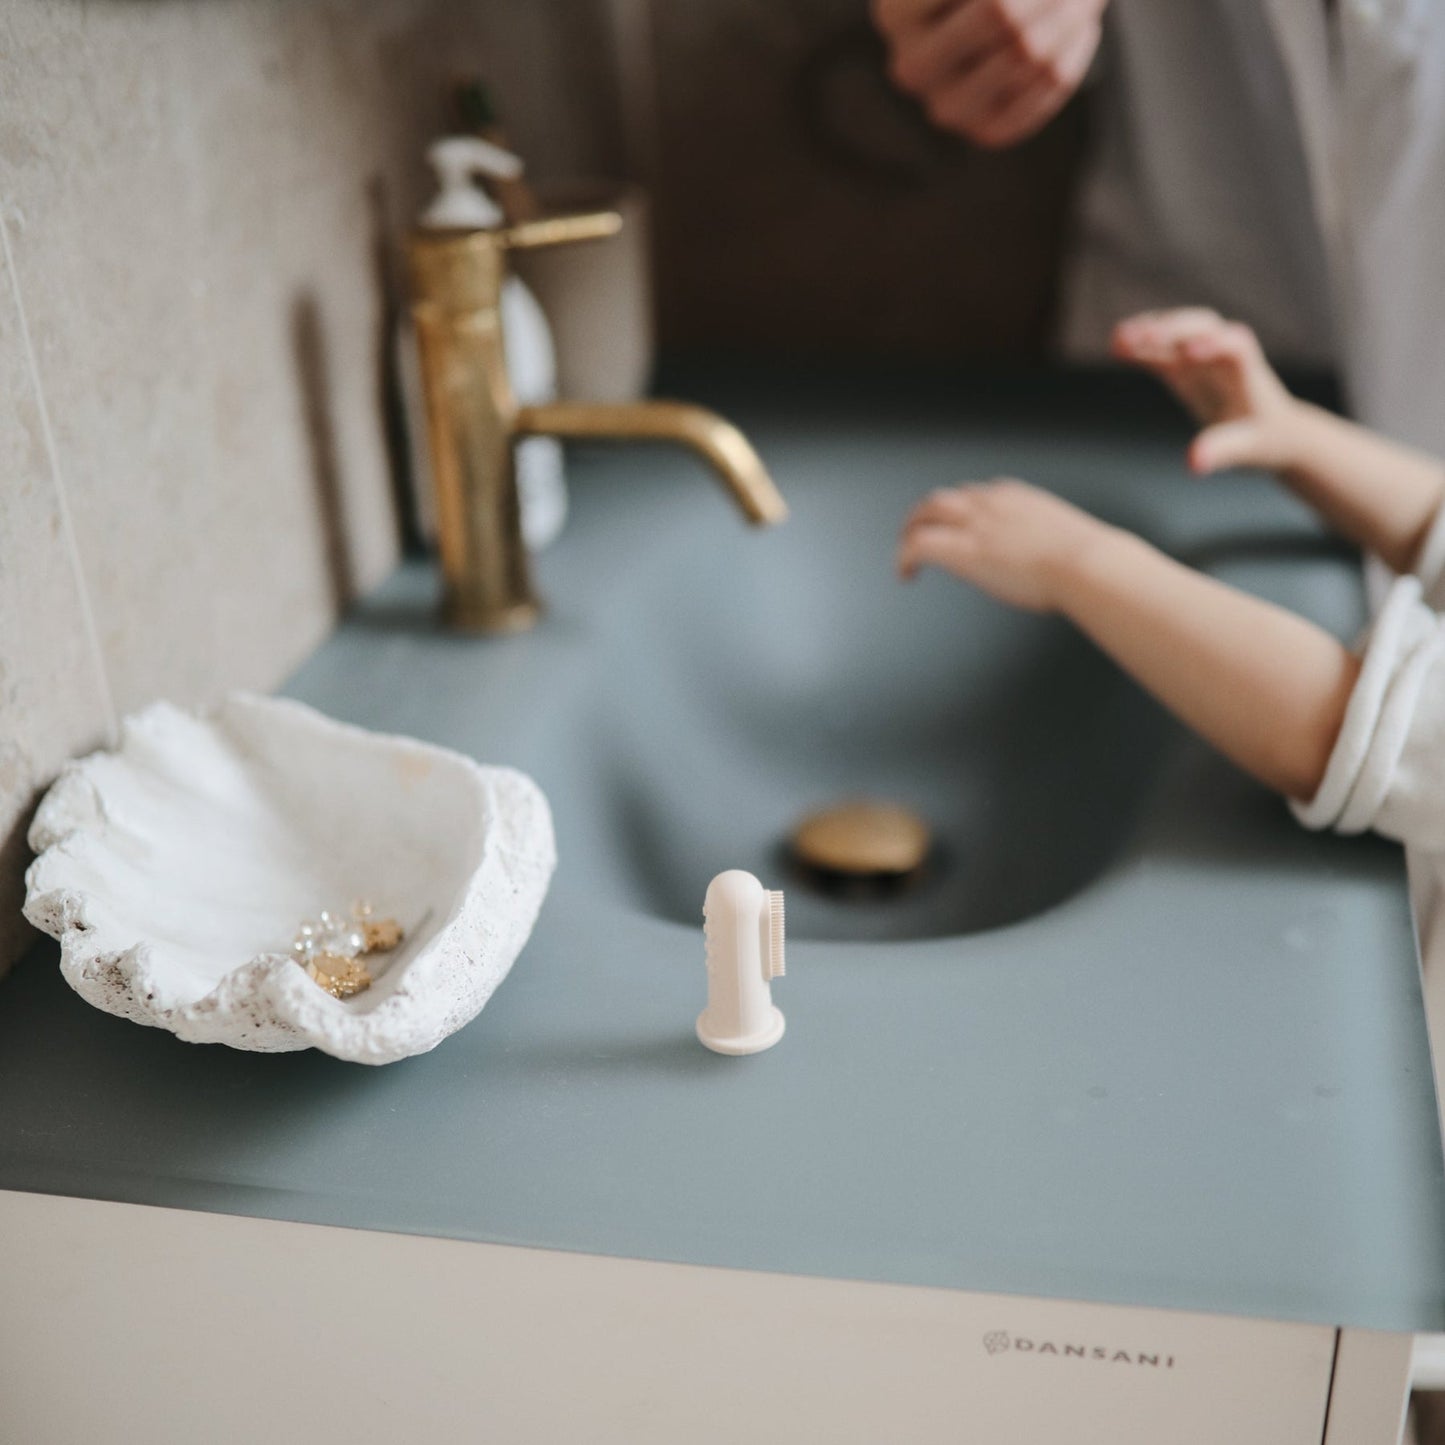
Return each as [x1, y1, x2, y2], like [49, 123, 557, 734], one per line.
[23, 694, 556, 1065]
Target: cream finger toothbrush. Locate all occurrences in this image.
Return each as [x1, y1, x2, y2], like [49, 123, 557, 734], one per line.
[697, 870, 786, 1056]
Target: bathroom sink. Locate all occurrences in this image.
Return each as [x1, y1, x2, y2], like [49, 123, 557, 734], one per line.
[470, 363, 1369, 944]
[3, 361, 1439, 1347]
[300, 361, 1380, 957]
[565, 453, 1179, 941]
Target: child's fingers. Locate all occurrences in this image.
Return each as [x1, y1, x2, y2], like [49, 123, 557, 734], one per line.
[896, 521, 977, 581]
[1116, 312, 1277, 446]
[1113, 329, 1184, 368]
[1180, 321, 1257, 367]
[1178, 336, 1235, 365]
[1111, 309, 1177, 354]
[900, 479, 1026, 539]
[1111, 315, 1171, 363]
[899, 488, 984, 540]
[1113, 308, 1228, 367]
[903, 487, 975, 525]
[1189, 418, 1263, 475]
[1135, 308, 1226, 351]
[1115, 307, 1208, 333]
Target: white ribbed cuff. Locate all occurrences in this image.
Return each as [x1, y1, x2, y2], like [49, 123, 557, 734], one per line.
[1291, 577, 1427, 833]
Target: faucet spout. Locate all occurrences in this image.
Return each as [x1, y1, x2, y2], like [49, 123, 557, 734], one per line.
[407, 212, 785, 634]
[515, 400, 788, 526]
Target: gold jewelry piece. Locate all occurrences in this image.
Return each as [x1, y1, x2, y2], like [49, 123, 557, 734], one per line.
[291, 899, 404, 999]
[363, 917, 403, 953]
[305, 952, 372, 1000]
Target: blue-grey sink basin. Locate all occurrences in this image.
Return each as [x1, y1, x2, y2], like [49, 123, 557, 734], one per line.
[1, 362, 1441, 1339]
[571, 448, 1175, 941]
[494, 365, 1368, 946]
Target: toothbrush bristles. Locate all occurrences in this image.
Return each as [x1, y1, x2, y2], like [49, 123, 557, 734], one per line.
[769, 889, 786, 978]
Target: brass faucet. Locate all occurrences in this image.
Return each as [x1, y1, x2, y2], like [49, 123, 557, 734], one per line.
[407, 212, 788, 633]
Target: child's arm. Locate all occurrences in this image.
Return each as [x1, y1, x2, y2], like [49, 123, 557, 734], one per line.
[1112, 309, 1445, 575]
[897, 481, 1360, 800]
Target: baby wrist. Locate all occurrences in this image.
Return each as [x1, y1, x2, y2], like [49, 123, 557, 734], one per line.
[1273, 399, 1331, 472]
[1049, 522, 1136, 615]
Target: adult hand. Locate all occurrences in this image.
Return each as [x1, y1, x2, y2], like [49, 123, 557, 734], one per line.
[873, 0, 1107, 149]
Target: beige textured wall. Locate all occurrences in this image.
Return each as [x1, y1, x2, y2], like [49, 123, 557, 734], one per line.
[0, 0, 621, 972]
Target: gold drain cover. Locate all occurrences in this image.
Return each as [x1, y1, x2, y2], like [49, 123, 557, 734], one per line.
[790, 800, 931, 877]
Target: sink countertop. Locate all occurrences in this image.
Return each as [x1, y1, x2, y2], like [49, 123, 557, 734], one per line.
[2, 362, 1443, 1333]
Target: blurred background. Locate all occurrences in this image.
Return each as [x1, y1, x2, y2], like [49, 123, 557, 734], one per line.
[643, 1, 1086, 355]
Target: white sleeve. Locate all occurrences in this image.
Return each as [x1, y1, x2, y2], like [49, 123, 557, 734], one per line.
[1411, 499, 1445, 610]
[1291, 577, 1445, 850]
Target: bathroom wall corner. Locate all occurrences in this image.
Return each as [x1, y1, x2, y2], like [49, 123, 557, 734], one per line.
[0, 217, 115, 977]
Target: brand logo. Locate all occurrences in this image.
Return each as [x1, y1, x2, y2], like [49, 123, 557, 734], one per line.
[981, 1332, 1175, 1368]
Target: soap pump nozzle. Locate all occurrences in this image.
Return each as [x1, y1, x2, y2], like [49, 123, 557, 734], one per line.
[422, 136, 525, 230]
[697, 870, 786, 1056]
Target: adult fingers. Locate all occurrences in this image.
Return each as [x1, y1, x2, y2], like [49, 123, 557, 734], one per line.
[873, 0, 955, 44]
[923, 42, 1033, 139]
[970, 17, 1100, 147]
[889, 0, 1053, 95]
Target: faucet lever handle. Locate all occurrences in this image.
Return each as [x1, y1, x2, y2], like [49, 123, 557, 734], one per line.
[501, 211, 622, 252]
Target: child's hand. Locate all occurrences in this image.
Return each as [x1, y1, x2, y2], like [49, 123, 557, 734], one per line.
[896, 479, 1112, 613]
[1111, 309, 1302, 475]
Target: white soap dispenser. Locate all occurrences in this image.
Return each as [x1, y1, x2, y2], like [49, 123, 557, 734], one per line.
[403, 136, 569, 551]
